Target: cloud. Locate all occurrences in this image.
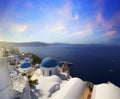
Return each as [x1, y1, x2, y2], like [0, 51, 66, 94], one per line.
[110, 11, 120, 27]
[72, 22, 94, 36]
[38, 1, 74, 34]
[96, 10, 120, 30]
[95, 11, 110, 30]
[94, 0, 120, 30]
[95, 30, 117, 43]
[0, 20, 28, 34]
[26, 2, 33, 7]
[39, 22, 66, 34]
[46, 23, 65, 33]
[94, 1, 120, 31]
[74, 13, 79, 20]
[75, 28, 93, 36]
[37, 0, 73, 34]
[10, 24, 28, 33]
[96, 12, 104, 24]
[56, 0, 73, 21]
[103, 13, 120, 30]
[0, 23, 28, 42]
[105, 30, 117, 36]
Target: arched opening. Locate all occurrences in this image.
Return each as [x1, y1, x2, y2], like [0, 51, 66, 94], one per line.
[43, 70, 44, 75]
[49, 70, 52, 76]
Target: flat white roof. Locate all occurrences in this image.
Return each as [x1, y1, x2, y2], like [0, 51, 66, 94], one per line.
[91, 83, 120, 99]
[52, 78, 86, 99]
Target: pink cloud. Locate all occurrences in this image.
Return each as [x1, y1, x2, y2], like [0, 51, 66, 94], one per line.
[96, 10, 120, 30]
[75, 28, 93, 36]
[105, 30, 117, 36]
[10, 24, 28, 33]
[73, 22, 94, 36]
[95, 11, 110, 30]
[110, 11, 120, 27]
[58, 0, 73, 20]
[96, 12, 104, 24]
[103, 11, 120, 30]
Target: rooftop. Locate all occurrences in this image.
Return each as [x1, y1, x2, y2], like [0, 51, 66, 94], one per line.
[20, 60, 31, 68]
[40, 57, 57, 68]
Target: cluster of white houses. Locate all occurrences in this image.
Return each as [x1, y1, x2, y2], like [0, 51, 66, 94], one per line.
[0, 45, 120, 99]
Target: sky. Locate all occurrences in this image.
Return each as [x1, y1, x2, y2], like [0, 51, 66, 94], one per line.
[0, 0, 120, 44]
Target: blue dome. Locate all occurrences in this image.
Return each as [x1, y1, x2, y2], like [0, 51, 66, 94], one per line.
[20, 60, 31, 68]
[40, 57, 57, 68]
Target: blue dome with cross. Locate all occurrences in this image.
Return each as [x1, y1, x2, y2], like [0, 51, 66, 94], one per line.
[20, 60, 31, 68]
[40, 57, 57, 68]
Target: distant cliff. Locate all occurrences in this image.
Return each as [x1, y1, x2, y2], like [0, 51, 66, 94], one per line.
[0, 41, 118, 47]
[0, 41, 49, 47]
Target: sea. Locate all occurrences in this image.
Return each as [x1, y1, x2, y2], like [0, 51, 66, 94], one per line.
[18, 44, 120, 87]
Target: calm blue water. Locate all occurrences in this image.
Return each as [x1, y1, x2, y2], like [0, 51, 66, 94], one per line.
[18, 45, 120, 86]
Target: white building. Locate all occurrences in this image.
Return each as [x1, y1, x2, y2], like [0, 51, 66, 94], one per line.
[19, 60, 32, 73]
[40, 57, 59, 76]
[53, 78, 86, 99]
[0, 46, 14, 99]
[91, 82, 120, 99]
[0, 46, 31, 99]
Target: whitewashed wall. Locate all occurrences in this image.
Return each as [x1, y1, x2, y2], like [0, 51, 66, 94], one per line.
[40, 66, 58, 76]
[0, 58, 14, 99]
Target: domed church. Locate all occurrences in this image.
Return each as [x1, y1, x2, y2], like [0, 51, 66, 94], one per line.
[40, 57, 58, 76]
[20, 60, 31, 68]
[20, 60, 32, 73]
